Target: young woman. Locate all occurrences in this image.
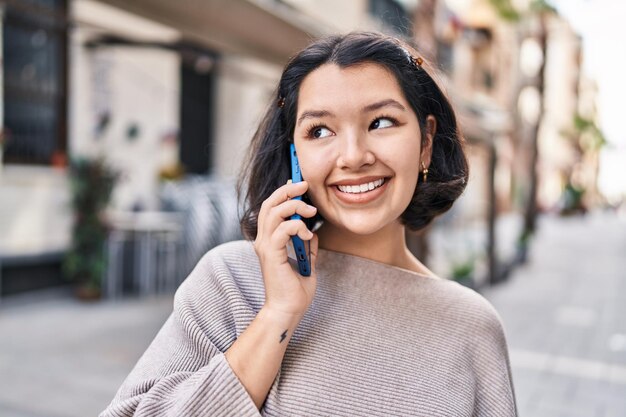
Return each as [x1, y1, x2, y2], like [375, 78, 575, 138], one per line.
[101, 32, 518, 417]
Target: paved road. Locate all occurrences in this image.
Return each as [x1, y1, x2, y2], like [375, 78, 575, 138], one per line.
[482, 211, 626, 417]
[0, 210, 624, 416]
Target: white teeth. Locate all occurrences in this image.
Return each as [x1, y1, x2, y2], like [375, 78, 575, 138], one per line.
[337, 178, 385, 194]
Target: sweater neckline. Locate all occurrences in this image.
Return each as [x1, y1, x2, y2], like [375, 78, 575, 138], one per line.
[317, 247, 442, 282]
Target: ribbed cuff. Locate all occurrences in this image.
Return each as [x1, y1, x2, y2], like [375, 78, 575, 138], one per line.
[179, 352, 262, 417]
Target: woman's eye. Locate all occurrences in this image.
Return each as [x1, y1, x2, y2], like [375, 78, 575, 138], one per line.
[370, 117, 395, 130]
[309, 126, 333, 139]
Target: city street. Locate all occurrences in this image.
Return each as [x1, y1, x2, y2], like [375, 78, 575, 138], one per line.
[0, 210, 624, 416]
[483, 210, 626, 417]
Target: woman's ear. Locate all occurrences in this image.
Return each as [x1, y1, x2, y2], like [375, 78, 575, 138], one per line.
[421, 115, 437, 166]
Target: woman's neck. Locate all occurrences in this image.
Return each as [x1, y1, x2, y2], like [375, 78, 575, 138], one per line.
[316, 220, 423, 273]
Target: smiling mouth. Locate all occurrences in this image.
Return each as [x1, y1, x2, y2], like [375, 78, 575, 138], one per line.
[336, 178, 387, 194]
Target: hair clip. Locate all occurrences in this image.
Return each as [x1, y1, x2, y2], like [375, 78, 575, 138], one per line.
[277, 95, 285, 108]
[400, 46, 424, 70]
[413, 56, 424, 67]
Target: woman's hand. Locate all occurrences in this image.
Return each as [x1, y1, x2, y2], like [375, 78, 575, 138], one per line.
[254, 180, 319, 318]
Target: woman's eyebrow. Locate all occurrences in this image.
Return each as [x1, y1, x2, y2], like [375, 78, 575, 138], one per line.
[297, 110, 335, 127]
[296, 99, 406, 127]
[362, 98, 406, 113]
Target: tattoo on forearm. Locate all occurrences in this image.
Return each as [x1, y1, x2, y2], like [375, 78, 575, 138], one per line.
[280, 329, 288, 343]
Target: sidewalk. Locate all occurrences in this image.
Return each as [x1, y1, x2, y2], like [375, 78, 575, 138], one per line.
[0, 290, 174, 417]
[482, 210, 626, 417]
[0, 210, 624, 416]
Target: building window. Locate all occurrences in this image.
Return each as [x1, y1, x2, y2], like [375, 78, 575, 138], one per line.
[463, 27, 494, 92]
[2, 0, 68, 165]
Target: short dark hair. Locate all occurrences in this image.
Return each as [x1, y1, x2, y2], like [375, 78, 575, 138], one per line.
[237, 31, 469, 240]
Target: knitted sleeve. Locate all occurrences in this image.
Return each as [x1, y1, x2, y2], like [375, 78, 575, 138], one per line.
[470, 302, 518, 417]
[99, 251, 261, 417]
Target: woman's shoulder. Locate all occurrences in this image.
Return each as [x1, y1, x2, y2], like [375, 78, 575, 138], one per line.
[175, 240, 263, 309]
[199, 239, 257, 265]
[184, 240, 258, 283]
[317, 248, 505, 334]
[446, 280, 503, 319]
[162, 240, 260, 353]
[431, 279, 508, 342]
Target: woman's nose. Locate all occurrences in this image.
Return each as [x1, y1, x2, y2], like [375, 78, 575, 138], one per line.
[336, 132, 375, 169]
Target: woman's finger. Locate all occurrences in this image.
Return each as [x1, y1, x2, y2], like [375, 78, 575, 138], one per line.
[269, 219, 314, 253]
[264, 180, 308, 213]
[263, 199, 317, 239]
[257, 180, 308, 236]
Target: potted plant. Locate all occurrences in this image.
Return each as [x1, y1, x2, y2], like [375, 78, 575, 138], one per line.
[450, 256, 476, 289]
[63, 157, 119, 300]
[559, 182, 587, 216]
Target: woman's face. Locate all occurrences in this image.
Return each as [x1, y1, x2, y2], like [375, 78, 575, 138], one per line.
[293, 62, 426, 236]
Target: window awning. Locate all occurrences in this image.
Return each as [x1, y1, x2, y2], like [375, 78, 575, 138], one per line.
[95, 0, 330, 64]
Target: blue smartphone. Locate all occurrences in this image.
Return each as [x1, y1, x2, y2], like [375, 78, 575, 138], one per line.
[289, 143, 311, 277]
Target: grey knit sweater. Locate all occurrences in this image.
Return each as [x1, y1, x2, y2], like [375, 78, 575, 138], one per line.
[101, 240, 518, 417]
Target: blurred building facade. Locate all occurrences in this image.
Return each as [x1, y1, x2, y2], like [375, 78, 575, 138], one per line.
[0, 0, 598, 296]
[414, 0, 523, 286]
[574, 75, 602, 209]
[0, 0, 414, 294]
[0, 0, 72, 294]
[539, 14, 601, 212]
[411, 0, 598, 286]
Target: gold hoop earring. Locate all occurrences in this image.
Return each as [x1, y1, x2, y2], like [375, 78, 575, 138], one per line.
[421, 161, 429, 182]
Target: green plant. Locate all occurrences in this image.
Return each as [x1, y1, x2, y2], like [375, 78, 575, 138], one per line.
[517, 229, 532, 248]
[573, 114, 608, 151]
[489, 0, 556, 22]
[559, 182, 586, 215]
[63, 157, 119, 296]
[451, 257, 475, 281]
[529, 0, 556, 14]
[489, 0, 520, 21]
